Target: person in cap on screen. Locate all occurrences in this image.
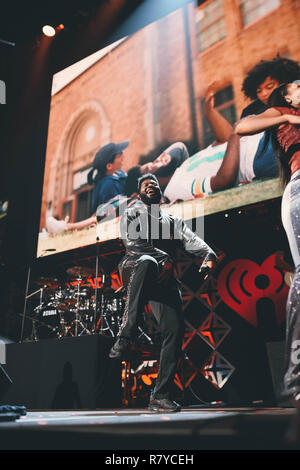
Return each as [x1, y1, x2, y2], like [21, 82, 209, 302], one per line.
[87, 140, 129, 214]
[46, 140, 129, 234]
[87, 140, 189, 212]
[46, 140, 189, 234]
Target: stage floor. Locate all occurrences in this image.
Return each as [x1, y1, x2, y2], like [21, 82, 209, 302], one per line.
[0, 406, 298, 451]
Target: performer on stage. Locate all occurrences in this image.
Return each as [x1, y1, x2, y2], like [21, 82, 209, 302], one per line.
[109, 173, 217, 412]
[235, 80, 300, 439]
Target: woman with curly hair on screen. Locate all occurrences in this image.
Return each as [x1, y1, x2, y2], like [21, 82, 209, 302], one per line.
[235, 80, 300, 442]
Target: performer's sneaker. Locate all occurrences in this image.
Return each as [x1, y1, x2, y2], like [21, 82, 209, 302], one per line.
[148, 397, 181, 413]
[109, 337, 132, 360]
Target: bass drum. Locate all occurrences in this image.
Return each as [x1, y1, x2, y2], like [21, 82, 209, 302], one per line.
[35, 307, 61, 339]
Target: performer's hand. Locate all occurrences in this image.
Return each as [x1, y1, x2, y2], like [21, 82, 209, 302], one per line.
[199, 260, 216, 280]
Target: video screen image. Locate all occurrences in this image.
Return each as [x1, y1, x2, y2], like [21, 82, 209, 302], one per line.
[37, 0, 300, 257]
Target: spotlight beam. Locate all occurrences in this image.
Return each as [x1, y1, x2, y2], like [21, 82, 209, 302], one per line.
[0, 38, 15, 46]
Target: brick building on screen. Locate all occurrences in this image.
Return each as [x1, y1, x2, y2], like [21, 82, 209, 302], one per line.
[40, 0, 300, 230]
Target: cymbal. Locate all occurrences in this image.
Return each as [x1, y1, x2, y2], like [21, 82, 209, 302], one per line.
[66, 266, 94, 278]
[101, 287, 115, 294]
[35, 277, 59, 287]
[90, 285, 114, 292]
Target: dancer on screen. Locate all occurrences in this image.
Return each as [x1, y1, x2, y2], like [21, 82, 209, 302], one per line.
[166, 56, 300, 201]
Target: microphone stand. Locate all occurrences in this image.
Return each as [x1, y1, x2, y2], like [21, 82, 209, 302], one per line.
[23, 286, 45, 342]
[19, 266, 31, 343]
[93, 237, 100, 334]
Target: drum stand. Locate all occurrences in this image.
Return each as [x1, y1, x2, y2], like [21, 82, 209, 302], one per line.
[92, 238, 100, 334]
[97, 291, 115, 337]
[92, 239, 114, 336]
[20, 266, 31, 343]
[20, 286, 59, 341]
[69, 276, 92, 337]
[27, 287, 44, 342]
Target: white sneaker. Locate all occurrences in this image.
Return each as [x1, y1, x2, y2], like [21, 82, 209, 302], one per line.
[46, 216, 68, 235]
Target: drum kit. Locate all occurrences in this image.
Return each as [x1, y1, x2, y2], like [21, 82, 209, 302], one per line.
[24, 266, 125, 341]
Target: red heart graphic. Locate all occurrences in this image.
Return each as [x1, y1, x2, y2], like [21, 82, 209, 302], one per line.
[217, 254, 289, 327]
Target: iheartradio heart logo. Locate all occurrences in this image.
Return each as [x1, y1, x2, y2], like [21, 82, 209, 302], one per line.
[217, 254, 289, 327]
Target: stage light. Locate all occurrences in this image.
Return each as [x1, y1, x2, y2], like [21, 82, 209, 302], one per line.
[42, 25, 56, 37]
[141, 375, 152, 386]
[42, 24, 65, 38]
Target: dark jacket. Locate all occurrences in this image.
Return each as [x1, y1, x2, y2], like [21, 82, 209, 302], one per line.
[119, 203, 217, 285]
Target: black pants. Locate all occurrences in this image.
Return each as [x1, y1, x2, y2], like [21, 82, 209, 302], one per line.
[119, 255, 184, 399]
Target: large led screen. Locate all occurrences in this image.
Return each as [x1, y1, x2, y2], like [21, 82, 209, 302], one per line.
[37, 1, 300, 257]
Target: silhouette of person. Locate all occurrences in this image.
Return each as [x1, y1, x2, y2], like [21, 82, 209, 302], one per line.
[52, 361, 82, 409]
